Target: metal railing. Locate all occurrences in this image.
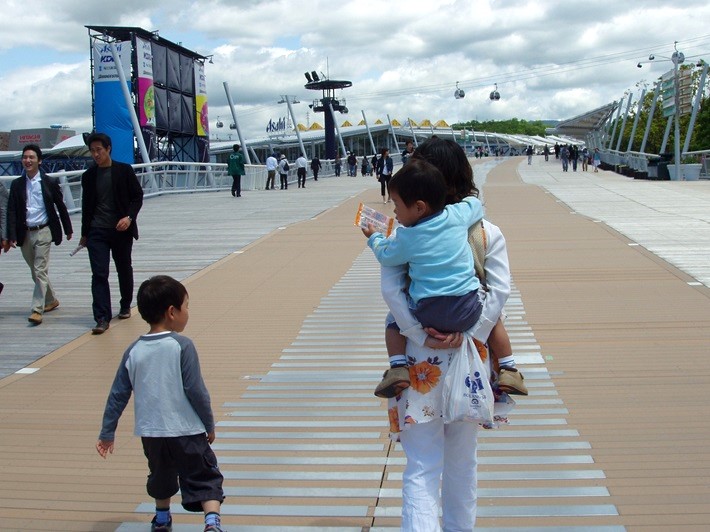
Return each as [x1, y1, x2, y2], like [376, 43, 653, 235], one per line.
[595, 148, 709, 179]
[0, 160, 340, 214]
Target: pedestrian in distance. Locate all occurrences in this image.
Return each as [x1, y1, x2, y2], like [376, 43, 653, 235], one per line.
[593, 148, 601, 172]
[347, 152, 357, 176]
[310, 156, 322, 181]
[228, 143, 245, 197]
[296, 153, 308, 188]
[376, 148, 394, 204]
[401, 139, 414, 166]
[278, 154, 290, 189]
[265, 153, 278, 190]
[581, 147, 589, 171]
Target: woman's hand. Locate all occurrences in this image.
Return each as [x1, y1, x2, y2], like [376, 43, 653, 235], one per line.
[424, 328, 463, 350]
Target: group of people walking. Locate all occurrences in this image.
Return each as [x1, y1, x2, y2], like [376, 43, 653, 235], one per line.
[0, 134, 224, 531]
[1, 134, 143, 334]
[262, 152, 322, 190]
[2, 134, 609, 531]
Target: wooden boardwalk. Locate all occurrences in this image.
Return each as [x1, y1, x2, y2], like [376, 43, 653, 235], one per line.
[1, 158, 709, 531]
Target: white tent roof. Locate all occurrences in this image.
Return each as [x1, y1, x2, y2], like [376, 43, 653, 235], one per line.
[45, 134, 90, 157]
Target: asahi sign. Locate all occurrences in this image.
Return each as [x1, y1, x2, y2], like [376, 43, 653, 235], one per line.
[266, 116, 291, 136]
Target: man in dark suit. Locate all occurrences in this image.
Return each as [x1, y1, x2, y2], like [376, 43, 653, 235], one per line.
[0, 180, 10, 297]
[79, 133, 144, 334]
[5, 144, 73, 324]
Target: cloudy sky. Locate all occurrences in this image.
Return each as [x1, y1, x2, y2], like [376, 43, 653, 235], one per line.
[1, 0, 709, 141]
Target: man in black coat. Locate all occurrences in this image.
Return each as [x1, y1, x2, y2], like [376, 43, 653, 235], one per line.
[0, 180, 8, 296]
[80, 133, 144, 334]
[5, 144, 73, 325]
[310, 156, 322, 181]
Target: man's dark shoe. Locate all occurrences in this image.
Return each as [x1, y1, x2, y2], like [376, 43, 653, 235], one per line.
[118, 308, 131, 319]
[92, 320, 110, 335]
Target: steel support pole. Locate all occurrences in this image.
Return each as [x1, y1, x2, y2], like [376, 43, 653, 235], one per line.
[387, 114, 399, 153]
[362, 111, 377, 156]
[683, 63, 708, 153]
[327, 101, 348, 160]
[223, 81, 251, 164]
[109, 40, 151, 165]
[282, 96, 307, 159]
[640, 82, 661, 154]
[616, 93, 633, 152]
[627, 88, 646, 152]
[608, 97, 624, 149]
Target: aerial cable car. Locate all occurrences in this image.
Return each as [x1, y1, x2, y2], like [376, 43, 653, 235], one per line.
[454, 81, 465, 99]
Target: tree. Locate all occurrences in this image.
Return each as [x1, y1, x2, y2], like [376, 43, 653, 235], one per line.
[452, 118, 547, 136]
[612, 64, 709, 155]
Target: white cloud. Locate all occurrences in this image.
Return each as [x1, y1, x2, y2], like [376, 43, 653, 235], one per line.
[0, 0, 708, 140]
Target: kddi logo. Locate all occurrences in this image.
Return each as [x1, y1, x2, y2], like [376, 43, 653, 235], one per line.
[266, 117, 289, 134]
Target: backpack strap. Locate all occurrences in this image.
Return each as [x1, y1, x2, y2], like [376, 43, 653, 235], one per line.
[468, 220, 487, 290]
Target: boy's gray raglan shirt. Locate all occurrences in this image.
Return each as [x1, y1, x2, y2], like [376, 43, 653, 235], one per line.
[99, 331, 214, 441]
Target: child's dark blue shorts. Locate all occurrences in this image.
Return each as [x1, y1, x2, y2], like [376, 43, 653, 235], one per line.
[141, 433, 224, 512]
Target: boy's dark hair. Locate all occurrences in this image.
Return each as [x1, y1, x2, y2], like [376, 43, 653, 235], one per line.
[86, 132, 112, 149]
[412, 136, 479, 203]
[22, 144, 43, 161]
[388, 158, 447, 212]
[137, 275, 188, 324]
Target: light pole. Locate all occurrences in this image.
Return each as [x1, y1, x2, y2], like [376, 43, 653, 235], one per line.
[638, 42, 685, 180]
[278, 96, 307, 159]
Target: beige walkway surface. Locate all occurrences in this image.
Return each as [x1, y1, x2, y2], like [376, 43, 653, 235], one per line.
[1, 157, 709, 531]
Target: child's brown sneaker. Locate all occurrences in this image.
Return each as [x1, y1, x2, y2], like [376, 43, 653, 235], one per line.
[497, 367, 528, 395]
[374, 366, 411, 398]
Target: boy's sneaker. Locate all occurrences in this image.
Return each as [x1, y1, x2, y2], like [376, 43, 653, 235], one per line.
[374, 366, 410, 398]
[204, 526, 224, 532]
[151, 516, 172, 531]
[497, 367, 528, 395]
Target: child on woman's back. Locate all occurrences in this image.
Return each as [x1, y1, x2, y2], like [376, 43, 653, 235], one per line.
[362, 159, 527, 398]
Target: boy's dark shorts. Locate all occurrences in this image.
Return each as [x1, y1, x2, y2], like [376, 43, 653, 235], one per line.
[142, 433, 224, 512]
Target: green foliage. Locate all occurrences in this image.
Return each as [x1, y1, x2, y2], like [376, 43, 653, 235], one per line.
[612, 64, 709, 154]
[452, 117, 547, 136]
[692, 95, 710, 150]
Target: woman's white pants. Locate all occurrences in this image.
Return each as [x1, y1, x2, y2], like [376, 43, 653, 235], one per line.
[399, 418, 478, 531]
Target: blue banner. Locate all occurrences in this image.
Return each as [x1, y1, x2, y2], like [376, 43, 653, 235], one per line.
[92, 40, 134, 164]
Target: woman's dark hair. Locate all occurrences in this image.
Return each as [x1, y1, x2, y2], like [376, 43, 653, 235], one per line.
[388, 158, 447, 212]
[137, 275, 188, 324]
[411, 136, 479, 204]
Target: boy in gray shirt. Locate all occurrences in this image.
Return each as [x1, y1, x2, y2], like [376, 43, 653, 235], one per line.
[96, 275, 224, 532]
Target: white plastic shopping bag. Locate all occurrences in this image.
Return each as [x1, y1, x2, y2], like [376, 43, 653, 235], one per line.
[442, 335, 494, 425]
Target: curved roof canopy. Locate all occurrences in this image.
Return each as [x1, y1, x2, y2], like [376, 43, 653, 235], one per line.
[548, 102, 618, 140]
